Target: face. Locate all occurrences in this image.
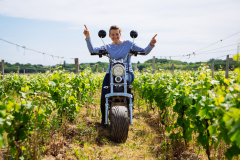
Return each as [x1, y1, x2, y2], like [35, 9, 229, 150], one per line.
[109, 29, 121, 44]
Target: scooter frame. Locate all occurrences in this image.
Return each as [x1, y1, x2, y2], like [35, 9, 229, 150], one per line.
[104, 55, 134, 125]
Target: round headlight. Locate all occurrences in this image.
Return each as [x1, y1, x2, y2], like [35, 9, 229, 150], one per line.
[112, 64, 125, 76]
[115, 76, 122, 83]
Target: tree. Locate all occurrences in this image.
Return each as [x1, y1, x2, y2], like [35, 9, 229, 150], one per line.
[208, 58, 215, 63]
[64, 60, 66, 69]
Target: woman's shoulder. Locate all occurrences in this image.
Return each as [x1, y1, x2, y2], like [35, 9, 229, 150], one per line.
[123, 40, 131, 43]
[122, 40, 132, 45]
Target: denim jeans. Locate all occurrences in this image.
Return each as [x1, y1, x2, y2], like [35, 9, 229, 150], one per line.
[100, 72, 134, 122]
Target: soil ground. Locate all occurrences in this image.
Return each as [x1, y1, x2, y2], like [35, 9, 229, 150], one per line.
[0, 91, 213, 160]
[40, 92, 209, 160]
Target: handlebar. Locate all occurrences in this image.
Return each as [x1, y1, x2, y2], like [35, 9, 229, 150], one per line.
[137, 52, 146, 55]
[129, 50, 145, 56]
[91, 53, 99, 55]
[91, 49, 109, 58]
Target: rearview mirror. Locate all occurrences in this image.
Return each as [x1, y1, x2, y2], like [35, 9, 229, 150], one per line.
[98, 30, 106, 38]
[130, 30, 138, 38]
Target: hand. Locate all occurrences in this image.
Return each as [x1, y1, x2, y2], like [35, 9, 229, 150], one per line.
[83, 24, 90, 39]
[150, 34, 157, 46]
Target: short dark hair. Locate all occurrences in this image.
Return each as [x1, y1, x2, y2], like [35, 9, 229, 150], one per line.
[109, 25, 122, 34]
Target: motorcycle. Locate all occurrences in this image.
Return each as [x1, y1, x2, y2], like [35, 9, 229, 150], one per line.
[91, 30, 145, 142]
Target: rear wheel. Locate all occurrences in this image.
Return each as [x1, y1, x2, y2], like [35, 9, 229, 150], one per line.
[110, 106, 129, 142]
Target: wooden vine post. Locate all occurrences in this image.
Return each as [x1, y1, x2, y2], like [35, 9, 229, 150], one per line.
[134, 63, 137, 71]
[172, 63, 174, 74]
[75, 58, 79, 74]
[212, 62, 214, 78]
[225, 55, 229, 88]
[1, 60, 4, 79]
[78, 92, 81, 102]
[95, 64, 98, 73]
[17, 66, 20, 74]
[74, 58, 81, 102]
[152, 56, 155, 74]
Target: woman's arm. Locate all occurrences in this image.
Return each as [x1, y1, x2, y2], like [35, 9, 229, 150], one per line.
[131, 34, 157, 55]
[85, 38, 105, 53]
[84, 24, 105, 53]
[132, 42, 154, 55]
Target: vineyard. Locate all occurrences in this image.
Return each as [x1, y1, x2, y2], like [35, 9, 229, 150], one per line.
[0, 54, 240, 159]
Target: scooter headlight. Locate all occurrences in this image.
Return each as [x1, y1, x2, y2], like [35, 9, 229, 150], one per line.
[112, 64, 125, 76]
[115, 76, 122, 83]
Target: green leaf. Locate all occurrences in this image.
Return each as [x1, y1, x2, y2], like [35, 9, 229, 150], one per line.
[0, 118, 4, 125]
[166, 125, 172, 133]
[177, 117, 183, 126]
[0, 111, 5, 118]
[190, 107, 197, 116]
[0, 104, 6, 110]
[14, 103, 21, 112]
[21, 146, 26, 151]
[19, 156, 25, 160]
[225, 144, 240, 160]
[199, 108, 206, 118]
[6, 102, 14, 112]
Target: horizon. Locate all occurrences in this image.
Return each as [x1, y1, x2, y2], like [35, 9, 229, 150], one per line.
[1, 56, 233, 67]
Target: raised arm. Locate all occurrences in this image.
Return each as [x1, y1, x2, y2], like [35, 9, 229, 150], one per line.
[131, 34, 157, 55]
[84, 25, 105, 53]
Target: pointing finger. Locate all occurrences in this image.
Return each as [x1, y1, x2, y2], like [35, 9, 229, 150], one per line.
[84, 24, 88, 30]
[152, 34, 157, 39]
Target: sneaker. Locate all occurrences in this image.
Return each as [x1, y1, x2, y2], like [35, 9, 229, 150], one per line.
[100, 120, 106, 129]
[100, 120, 105, 126]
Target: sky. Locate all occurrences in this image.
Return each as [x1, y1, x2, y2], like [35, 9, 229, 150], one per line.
[0, 0, 240, 66]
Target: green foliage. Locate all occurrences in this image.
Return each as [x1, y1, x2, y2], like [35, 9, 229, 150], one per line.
[133, 53, 240, 159]
[0, 68, 104, 159]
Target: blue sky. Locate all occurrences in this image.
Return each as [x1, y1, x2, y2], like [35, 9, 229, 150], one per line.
[0, 0, 240, 66]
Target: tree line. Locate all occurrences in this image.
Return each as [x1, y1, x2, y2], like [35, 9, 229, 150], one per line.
[0, 58, 237, 74]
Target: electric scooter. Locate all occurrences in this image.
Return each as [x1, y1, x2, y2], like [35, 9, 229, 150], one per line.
[91, 30, 145, 142]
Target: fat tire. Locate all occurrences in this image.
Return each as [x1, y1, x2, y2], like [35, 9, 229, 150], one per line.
[110, 106, 129, 143]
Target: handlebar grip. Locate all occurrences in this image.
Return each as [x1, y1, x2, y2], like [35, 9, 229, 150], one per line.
[138, 52, 145, 55]
[91, 53, 98, 55]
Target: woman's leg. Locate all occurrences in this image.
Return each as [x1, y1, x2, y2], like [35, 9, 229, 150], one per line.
[100, 74, 109, 124]
[130, 72, 134, 84]
[127, 72, 134, 94]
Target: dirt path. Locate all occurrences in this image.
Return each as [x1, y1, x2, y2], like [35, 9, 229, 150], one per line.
[41, 98, 207, 160]
[0, 92, 208, 160]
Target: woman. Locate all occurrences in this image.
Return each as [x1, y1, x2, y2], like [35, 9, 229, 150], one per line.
[83, 25, 157, 126]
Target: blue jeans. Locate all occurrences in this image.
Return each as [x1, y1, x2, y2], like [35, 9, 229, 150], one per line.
[100, 72, 134, 122]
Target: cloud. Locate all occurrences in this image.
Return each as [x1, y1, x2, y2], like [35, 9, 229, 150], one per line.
[1, 1, 239, 44]
[66, 26, 81, 30]
[1, 0, 239, 30]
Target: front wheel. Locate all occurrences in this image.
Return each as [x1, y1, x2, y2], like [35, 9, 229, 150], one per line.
[110, 106, 129, 142]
